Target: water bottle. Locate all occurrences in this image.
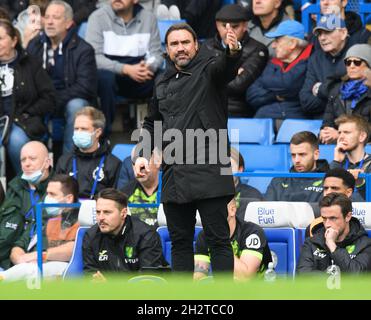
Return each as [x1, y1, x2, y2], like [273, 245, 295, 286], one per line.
[264, 262, 277, 282]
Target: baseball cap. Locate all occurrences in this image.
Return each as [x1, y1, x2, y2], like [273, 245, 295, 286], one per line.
[265, 20, 305, 40]
[313, 14, 346, 35]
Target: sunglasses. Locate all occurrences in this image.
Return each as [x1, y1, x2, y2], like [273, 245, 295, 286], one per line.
[344, 59, 364, 67]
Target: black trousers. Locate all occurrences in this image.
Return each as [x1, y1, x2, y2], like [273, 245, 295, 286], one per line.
[163, 195, 234, 276]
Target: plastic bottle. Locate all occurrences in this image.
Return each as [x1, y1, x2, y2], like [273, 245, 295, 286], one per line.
[264, 262, 277, 282]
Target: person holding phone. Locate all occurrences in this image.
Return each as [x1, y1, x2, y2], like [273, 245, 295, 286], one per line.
[330, 114, 371, 200]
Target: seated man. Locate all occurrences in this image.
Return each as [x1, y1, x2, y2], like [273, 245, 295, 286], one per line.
[246, 20, 313, 119]
[204, 4, 268, 117]
[306, 167, 363, 238]
[85, 0, 163, 132]
[265, 131, 329, 202]
[299, 14, 350, 118]
[194, 197, 272, 281]
[27, 1, 98, 153]
[56, 107, 122, 199]
[297, 193, 371, 274]
[120, 151, 161, 229]
[0, 174, 79, 281]
[315, 0, 371, 48]
[230, 147, 263, 219]
[82, 188, 165, 278]
[0, 141, 53, 270]
[248, 0, 290, 57]
[330, 114, 371, 200]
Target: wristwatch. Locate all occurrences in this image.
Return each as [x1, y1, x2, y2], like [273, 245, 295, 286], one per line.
[231, 41, 242, 52]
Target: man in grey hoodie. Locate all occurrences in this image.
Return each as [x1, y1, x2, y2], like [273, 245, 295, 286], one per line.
[85, 0, 163, 132]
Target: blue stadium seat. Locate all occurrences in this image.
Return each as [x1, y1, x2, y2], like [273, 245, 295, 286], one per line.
[276, 119, 322, 143]
[228, 118, 275, 145]
[63, 227, 89, 279]
[78, 22, 87, 39]
[236, 144, 290, 171]
[246, 170, 287, 195]
[157, 226, 203, 266]
[319, 144, 335, 164]
[158, 19, 186, 44]
[222, 0, 236, 4]
[112, 143, 135, 161]
[263, 228, 297, 277]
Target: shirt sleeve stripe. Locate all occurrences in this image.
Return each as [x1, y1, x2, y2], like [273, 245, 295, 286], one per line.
[194, 254, 210, 263]
[241, 250, 262, 260]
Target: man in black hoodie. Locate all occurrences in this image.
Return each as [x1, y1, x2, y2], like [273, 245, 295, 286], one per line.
[56, 107, 121, 199]
[27, 0, 97, 153]
[265, 131, 329, 202]
[297, 193, 371, 273]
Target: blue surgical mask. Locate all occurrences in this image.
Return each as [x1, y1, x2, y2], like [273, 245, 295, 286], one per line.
[72, 131, 95, 149]
[43, 195, 61, 217]
[21, 170, 43, 185]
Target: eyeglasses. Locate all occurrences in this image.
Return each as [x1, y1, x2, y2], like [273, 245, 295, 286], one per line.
[344, 59, 364, 67]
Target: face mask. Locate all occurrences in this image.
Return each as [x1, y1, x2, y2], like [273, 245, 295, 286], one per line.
[43, 195, 61, 217]
[72, 131, 95, 149]
[21, 170, 43, 185]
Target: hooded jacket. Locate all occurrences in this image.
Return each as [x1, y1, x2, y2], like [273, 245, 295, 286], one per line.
[27, 27, 97, 112]
[82, 215, 165, 273]
[265, 159, 330, 202]
[55, 140, 121, 199]
[246, 44, 313, 119]
[204, 32, 268, 117]
[140, 45, 240, 203]
[297, 217, 371, 273]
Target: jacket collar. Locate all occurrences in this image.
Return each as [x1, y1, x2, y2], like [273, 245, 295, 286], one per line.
[271, 43, 313, 73]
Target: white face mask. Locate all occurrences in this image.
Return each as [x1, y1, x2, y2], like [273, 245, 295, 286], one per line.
[43, 195, 61, 216]
[21, 170, 43, 184]
[21, 159, 48, 185]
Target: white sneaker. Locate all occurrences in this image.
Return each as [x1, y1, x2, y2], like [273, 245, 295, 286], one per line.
[168, 5, 181, 20]
[156, 4, 170, 20]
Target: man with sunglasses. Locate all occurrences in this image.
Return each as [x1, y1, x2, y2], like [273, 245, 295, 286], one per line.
[300, 14, 351, 118]
[320, 44, 371, 144]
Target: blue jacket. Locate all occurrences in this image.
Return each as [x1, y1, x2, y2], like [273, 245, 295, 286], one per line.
[246, 44, 313, 119]
[27, 27, 97, 112]
[299, 40, 352, 117]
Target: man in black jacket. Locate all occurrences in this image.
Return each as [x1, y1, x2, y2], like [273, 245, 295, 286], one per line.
[265, 131, 330, 202]
[56, 107, 121, 199]
[297, 193, 371, 274]
[133, 23, 241, 277]
[82, 188, 164, 278]
[204, 4, 268, 117]
[27, 0, 97, 153]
